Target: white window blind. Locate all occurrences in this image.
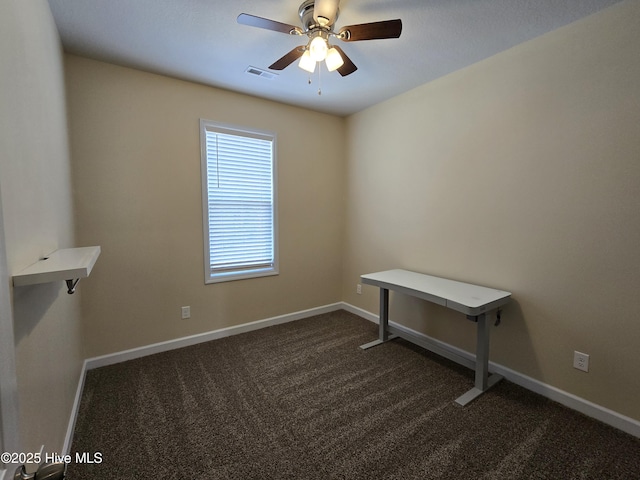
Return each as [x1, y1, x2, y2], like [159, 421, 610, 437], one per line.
[200, 120, 278, 283]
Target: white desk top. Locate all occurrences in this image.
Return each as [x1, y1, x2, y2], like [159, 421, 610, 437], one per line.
[361, 269, 511, 316]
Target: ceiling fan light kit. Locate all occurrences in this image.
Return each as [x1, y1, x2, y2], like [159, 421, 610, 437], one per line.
[237, 0, 402, 84]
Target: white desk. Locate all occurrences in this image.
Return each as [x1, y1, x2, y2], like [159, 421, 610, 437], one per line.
[360, 269, 511, 406]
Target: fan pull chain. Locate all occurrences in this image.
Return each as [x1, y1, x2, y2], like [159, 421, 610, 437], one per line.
[317, 65, 322, 96]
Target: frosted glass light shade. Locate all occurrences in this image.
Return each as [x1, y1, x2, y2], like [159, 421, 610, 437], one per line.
[298, 50, 316, 73]
[325, 47, 344, 72]
[309, 36, 328, 62]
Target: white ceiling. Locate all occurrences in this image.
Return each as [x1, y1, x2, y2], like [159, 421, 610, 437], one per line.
[48, 0, 623, 117]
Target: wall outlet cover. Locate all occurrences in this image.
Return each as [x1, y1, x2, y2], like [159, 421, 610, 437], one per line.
[573, 351, 589, 372]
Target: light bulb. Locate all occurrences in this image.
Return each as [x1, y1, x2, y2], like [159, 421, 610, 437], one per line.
[309, 36, 328, 62]
[325, 47, 344, 72]
[298, 50, 316, 73]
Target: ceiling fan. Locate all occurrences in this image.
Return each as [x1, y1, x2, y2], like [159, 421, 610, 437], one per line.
[237, 0, 402, 77]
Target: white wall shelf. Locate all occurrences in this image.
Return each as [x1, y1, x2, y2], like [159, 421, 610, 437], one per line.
[12, 246, 101, 294]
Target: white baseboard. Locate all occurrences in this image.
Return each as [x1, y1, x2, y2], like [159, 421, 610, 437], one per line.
[63, 359, 88, 455]
[84, 303, 344, 371]
[343, 302, 640, 439]
[64, 300, 639, 454]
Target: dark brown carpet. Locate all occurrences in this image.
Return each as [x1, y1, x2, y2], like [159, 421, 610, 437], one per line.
[68, 310, 640, 479]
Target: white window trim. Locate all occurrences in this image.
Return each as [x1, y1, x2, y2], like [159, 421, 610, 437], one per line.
[200, 119, 279, 284]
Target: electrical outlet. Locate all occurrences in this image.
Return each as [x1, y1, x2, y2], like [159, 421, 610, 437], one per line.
[181, 306, 191, 319]
[356, 284, 362, 294]
[573, 351, 589, 372]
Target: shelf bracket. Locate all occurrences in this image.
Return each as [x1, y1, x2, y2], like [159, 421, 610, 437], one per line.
[65, 278, 80, 294]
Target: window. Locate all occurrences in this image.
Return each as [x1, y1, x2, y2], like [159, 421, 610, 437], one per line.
[200, 120, 278, 283]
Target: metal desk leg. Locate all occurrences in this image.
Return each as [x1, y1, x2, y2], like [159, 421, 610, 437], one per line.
[380, 287, 389, 341]
[360, 287, 398, 350]
[455, 311, 504, 405]
[475, 313, 490, 391]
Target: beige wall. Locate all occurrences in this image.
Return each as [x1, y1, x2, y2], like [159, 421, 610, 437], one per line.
[343, 0, 640, 421]
[65, 55, 346, 357]
[0, 0, 84, 456]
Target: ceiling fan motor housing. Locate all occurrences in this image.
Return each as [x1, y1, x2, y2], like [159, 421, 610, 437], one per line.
[299, 0, 338, 31]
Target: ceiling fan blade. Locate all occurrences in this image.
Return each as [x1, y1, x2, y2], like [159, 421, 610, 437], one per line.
[332, 45, 357, 77]
[237, 13, 303, 35]
[313, 0, 340, 27]
[269, 46, 306, 70]
[338, 19, 402, 41]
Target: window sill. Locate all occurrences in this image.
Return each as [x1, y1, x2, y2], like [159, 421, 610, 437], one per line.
[205, 267, 278, 284]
